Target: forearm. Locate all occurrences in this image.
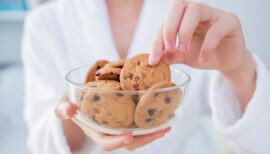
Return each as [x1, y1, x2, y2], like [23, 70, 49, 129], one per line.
[62, 120, 86, 151]
[222, 52, 257, 112]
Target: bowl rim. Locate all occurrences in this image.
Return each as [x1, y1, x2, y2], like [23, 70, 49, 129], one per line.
[65, 64, 191, 93]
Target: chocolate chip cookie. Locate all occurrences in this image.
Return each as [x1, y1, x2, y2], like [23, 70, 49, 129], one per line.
[85, 80, 121, 90]
[84, 60, 109, 84]
[80, 80, 135, 128]
[134, 81, 182, 128]
[120, 54, 170, 90]
[105, 59, 126, 68]
[95, 59, 126, 81]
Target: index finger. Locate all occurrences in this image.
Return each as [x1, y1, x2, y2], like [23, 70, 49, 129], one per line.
[164, 0, 188, 50]
[149, 24, 165, 66]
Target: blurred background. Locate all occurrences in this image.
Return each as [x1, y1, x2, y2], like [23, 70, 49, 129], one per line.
[0, 0, 269, 154]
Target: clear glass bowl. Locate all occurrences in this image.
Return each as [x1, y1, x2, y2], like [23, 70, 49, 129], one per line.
[65, 65, 191, 136]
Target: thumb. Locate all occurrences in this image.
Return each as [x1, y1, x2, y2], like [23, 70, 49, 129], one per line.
[55, 103, 77, 119]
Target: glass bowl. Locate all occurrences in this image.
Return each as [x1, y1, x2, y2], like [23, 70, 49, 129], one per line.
[65, 65, 191, 136]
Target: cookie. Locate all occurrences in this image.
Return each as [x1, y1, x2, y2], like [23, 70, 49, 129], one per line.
[134, 81, 182, 128]
[85, 80, 121, 90]
[80, 80, 135, 128]
[120, 53, 170, 90]
[84, 60, 109, 84]
[105, 59, 126, 68]
[95, 67, 121, 81]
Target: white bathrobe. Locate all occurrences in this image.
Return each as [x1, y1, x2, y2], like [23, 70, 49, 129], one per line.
[21, 0, 270, 154]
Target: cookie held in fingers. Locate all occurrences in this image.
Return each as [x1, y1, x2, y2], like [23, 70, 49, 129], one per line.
[120, 53, 170, 90]
[84, 60, 109, 84]
[134, 81, 182, 128]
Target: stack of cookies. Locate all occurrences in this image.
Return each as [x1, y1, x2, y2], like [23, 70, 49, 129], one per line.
[80, 53, 182, 129]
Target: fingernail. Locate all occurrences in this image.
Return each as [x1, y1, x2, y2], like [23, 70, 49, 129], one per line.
[180, 43, 187, 53]
[59, 103, 69, 119]
[199, 56, 207, 64]
[165, 41, 173, 50]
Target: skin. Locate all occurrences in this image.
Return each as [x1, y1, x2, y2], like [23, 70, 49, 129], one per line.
[55, 0, 256, 152]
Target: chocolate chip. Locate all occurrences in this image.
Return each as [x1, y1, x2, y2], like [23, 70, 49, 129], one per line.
[133, 83, 140, 90]
[134, 76, 140, 81]
[91, 95, 100, 102]
[154, 92, 160, 97]
[96, 66, 101, 70]
[124, 76, 127, 79]
[102, 121, 108, 125]
[146, 118, 153, 123]
[131, 93, 140, 103]
[110, 72, 113, 75]
[164, 96, 171, 104]
[115, 92, 124, 97]
[137, 61, 140, 66]
[127, 73, 133, 80]
[147, 109, 156, 116]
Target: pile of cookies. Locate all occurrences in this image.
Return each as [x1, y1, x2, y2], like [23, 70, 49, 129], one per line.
[80, 53, 182, 129]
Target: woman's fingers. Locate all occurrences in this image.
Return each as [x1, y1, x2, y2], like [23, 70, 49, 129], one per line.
[55, 93, 77, 119]
[178, 3, 219, 53]
[199, 13, 241, 64]
[96, 133, 134, 151]
[164, 0, 187, 50]
[72, 118, 133, 151]
[162, 49, 185, 64]
[125, 127, 171, 151]
[149, 24, 165, 66]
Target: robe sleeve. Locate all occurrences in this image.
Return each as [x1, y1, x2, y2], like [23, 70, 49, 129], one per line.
[22, 9, 96, 154]
[209, 55, 270, 154]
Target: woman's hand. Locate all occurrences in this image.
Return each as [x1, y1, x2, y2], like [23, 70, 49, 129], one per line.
[55, 93, 171, 151]
[149, 0, 247, 72]
[149, 0, 256, 111]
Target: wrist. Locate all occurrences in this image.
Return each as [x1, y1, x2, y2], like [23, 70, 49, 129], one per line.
[221, 52, 257, 112]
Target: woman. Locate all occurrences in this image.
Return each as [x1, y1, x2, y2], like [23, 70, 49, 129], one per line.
[22, 0, 270, 153]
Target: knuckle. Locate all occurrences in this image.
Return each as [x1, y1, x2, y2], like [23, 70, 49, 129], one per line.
[209, 28, 222, 38]
[226, 12, 241, 28]
[173, 0, 186, 6]
[179, 30, 191, 41]
[187, 3, 201, 12]
[164, 26, 176, 39]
